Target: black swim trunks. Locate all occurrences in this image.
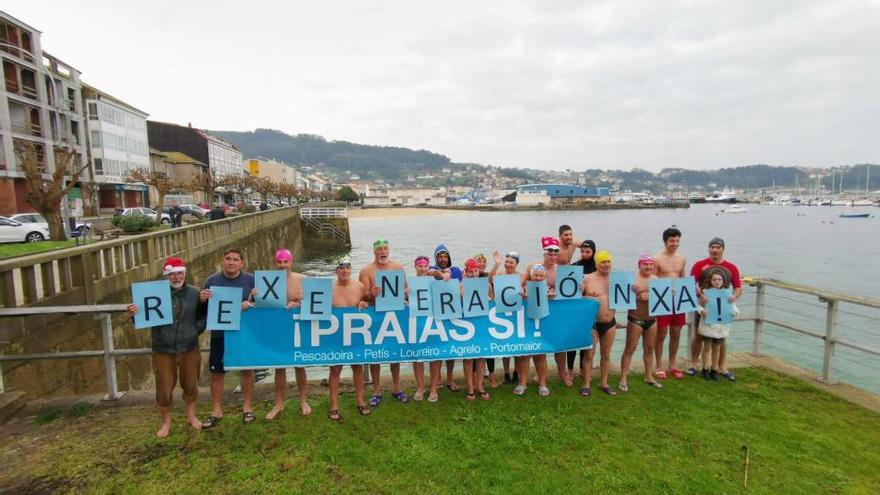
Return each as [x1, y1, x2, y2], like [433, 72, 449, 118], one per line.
[627, 315, 656, 331]
[209, 333, 225, 373]
[595, 318, 617, 336]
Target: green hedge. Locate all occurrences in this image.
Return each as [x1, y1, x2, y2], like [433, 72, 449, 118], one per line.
[111, 214, 155, 232]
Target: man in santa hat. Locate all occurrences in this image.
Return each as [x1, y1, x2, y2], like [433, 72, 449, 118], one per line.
[128, 256, 208, 438]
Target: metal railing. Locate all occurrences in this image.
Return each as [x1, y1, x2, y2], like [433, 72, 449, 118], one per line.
[745, 277, 880, 385]
[0, 276, 877, 400]
[300, 215, 350, 245]
[300, 207, 347, 218]
[0, 206, 299, 309]
[0, 305, 130, 398]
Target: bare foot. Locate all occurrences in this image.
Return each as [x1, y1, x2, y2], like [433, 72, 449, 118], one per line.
[156, 422, 171, 438]
[187, 417, 203, 430]
[300, 402, 312, 416]
[266, 403, 284, 420]
[489, 375, 498, 388]
[562, 374, 574, 387]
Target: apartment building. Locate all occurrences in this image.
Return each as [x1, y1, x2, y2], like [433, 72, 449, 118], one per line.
[362, 186, 446, 206]
[147, 121, 242, 178]
[81, 83, 150, 213]
[0, 11, 86, 215]
[245, 158, 298, 185]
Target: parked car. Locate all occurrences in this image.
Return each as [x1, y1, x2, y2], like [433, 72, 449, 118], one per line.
[7, 213, 92, 234]
[116, 207, 171, 224]
[0, 216, 50, 243]
[180, 204, 210, 216]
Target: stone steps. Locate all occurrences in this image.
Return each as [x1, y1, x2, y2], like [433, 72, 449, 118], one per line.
[0, 392, 26, 423]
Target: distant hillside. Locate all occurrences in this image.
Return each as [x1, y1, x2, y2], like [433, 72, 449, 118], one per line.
[213, 128, 878, 192]
[211, 128, 453, 180]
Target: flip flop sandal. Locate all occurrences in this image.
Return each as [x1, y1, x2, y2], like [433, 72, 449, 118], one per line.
[645, 381, 663, 389]
[580, 387, 591, 397]
[392, 391, 411, 403]
[328, 409, 342, 421]
[618, 383, 629, 393]
[686, 367, 698, 376]
[445, 383, 461, 392]
[722, 371, 736, 382]
[466, 392, 476, 401]
[512, 385, 527, 396]
[538, 386, 551, 397]
[654, 370, 667, 380]
[368, 394, 383, 407]
[357, 405, 371, 416]
[202, 416, 222, 429]
[599, 386, 617, 396]
[670, 368, 685, 379]
[479, 390, 490, 401]
[242, 411, 256, 424]
[427, 393, 439, 403]
[413, 391, 424, 401]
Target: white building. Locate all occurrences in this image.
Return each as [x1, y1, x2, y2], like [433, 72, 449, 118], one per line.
[206, 134, 242, 178]
[82, 83, 150, 212]
[0, 10, 87, 216]
[362, 186, 446, 206]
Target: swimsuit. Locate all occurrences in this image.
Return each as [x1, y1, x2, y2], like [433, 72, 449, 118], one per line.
[595, 318, 617, 336]
[627, 315, 656, 331]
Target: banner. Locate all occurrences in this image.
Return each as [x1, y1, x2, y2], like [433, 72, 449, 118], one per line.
[609, 271, 636, 310]
[704, 288, 734, 324]
[376, 270, 405, 312]
[255, 271, 287, 308]
[223, 299, 599, 369]
[648, 278, 674, 316]
[131, 280, 172, 329]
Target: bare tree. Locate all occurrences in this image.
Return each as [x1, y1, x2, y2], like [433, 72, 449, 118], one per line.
[190, 168, 229, 206]
[14, 141, 87, 241]
[125, 168, 188, 224]
[224, 174, 255, 206]
[251, 176, 278, 202]
[276, 183, 298, 205]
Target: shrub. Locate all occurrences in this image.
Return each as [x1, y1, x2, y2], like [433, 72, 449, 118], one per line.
[111, 214, 155, 232]
[239, 205, 256, 214]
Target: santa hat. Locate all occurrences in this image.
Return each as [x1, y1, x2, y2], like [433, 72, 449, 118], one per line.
[162, 257, 186, 276]
[541, 236, 560, 250]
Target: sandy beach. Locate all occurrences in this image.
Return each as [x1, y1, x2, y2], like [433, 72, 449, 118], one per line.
[347, 207, 469, 218]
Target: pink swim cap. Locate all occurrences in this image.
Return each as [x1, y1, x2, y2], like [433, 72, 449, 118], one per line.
[275, 249, 294, 262]
[637, 253, 654, 266]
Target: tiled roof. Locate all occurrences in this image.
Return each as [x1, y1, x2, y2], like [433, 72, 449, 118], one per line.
[163, 151, 206, 166]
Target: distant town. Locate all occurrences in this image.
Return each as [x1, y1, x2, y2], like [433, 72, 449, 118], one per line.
[1, 9, 878, 236]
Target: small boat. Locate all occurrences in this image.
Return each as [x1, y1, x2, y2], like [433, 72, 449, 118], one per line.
[838, 213, 873, 219]
[721, 205, 747, 214]
[706, 188, 737, 203]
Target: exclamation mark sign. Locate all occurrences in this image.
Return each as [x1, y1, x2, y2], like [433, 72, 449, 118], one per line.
[534, 319, 541, 337]
[715, 298, 722, 323]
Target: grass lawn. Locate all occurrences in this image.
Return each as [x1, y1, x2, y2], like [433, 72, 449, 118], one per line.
[1, 368, 878, 494]
[0, 239, 90, 260]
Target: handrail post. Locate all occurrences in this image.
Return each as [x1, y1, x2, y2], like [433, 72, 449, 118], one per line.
[0, 362, 5, 394]
[99, 313, 125, 400]
[819, 297, 838, 384]
[753, 282, 765, 355]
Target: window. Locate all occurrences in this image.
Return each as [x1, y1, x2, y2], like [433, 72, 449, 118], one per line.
[94, 158, 103, 174]
[90, 130, 101, 147]
[88, 102, 98, 119]
[71, 121, 80, 145]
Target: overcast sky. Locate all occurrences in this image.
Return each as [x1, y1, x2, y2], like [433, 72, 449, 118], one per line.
[8, 1, 880, 171]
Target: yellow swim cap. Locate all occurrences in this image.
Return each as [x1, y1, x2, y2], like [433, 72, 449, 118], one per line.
[595, 250, 612, 264]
